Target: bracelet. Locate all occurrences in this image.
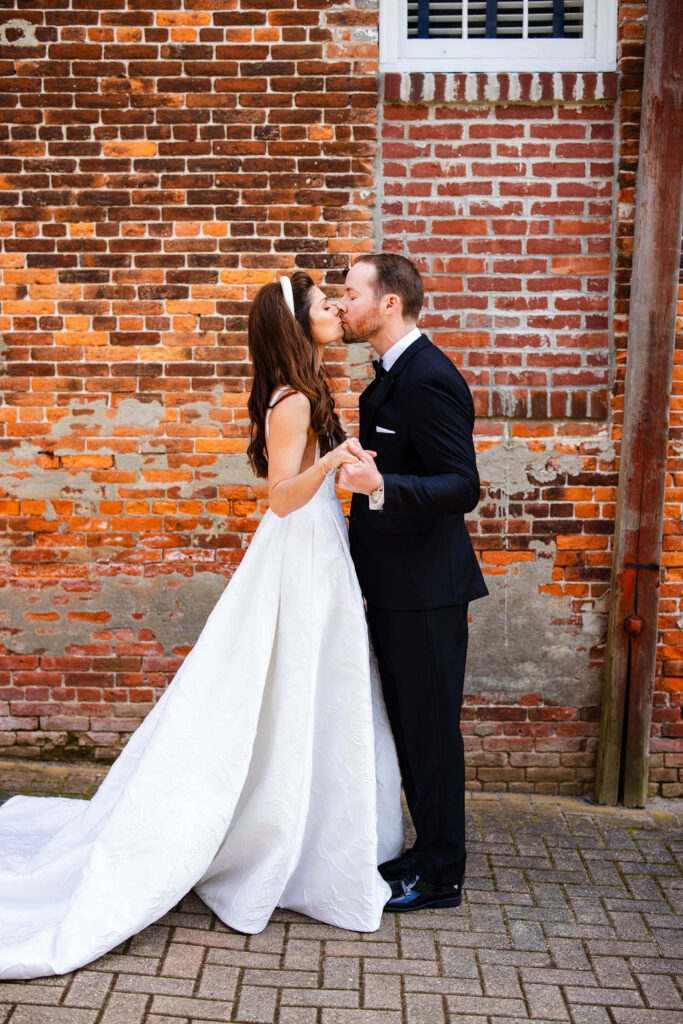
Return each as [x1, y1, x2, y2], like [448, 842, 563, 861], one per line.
[319, 454, 329, 477]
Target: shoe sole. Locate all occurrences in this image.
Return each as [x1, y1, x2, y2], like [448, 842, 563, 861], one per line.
[385, 894, 462, 913]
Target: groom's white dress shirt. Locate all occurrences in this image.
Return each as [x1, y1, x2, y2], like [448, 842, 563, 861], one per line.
[380, 326, 422, 372]
[368, 326, 422, 510]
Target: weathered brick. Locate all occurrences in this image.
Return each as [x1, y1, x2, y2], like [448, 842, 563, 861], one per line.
[0, 0, 679, 800]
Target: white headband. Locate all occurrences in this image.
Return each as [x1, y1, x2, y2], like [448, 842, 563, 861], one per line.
[279, 275, 295, 317]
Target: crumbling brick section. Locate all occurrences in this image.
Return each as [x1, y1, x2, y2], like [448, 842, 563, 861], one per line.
[0, 1, 379, 760]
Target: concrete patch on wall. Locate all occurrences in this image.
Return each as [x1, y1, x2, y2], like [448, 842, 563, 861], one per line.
[50, 397, 166, 439]
[0, 19, 39, 47]
[464, 433, 614, 704]
[0, 439, 257, 511]
[343, 342, 375, 382]
[49, 392, 237, 440]
[1, 441, 101, 504]
[0, 572, 228, 658]
[7, 388, 257, 499]
[474, 432, 610, 500]
[467, 543, 606, 705]
[12, 397, 171, 516]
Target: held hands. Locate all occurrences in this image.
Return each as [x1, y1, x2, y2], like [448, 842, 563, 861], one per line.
[320, 437, 367, 475]
[321, 438, 382, 495]
[338, 445, 382, 496]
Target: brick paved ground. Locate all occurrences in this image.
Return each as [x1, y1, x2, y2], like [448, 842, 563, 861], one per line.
[0, 760, 681, 1024]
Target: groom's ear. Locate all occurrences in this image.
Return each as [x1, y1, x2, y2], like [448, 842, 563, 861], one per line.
[381, 293, 402, 318]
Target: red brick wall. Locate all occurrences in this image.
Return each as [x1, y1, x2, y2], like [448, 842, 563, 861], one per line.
[0, 1, 379, 760]
[0, 1, 680, 797]
[381, 70, 617, 796]
[380, 2, 681, 798]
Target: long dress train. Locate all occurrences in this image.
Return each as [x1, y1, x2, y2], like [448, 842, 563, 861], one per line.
[0, 434, 403, 979]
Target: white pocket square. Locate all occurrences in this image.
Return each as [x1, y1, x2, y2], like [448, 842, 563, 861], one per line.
[376, 426, 396, 434]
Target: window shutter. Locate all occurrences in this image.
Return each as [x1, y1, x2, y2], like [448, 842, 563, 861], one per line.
[407, 1, 584, 40]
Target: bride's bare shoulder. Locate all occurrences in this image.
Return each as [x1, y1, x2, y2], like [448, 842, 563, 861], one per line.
[267, 389, 311, 432]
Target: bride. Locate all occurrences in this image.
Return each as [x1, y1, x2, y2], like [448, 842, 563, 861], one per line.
[0, 272, 403, 980]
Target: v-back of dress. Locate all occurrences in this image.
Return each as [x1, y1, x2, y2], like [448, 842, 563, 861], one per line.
[0, 391, 403, 979]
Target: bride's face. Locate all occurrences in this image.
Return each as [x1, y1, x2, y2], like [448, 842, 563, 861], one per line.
[307, 286, 344, 349]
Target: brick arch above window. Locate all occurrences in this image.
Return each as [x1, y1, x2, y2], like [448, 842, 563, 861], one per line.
[380, 0, 618, 72]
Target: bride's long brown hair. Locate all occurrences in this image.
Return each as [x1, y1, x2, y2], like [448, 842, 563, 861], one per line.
[247, 272, 345, 478]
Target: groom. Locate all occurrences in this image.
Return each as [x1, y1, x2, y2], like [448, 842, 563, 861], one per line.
[338, 254, 488, 912]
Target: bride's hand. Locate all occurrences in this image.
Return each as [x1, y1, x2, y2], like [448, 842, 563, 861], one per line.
[321, 438, 376, 474]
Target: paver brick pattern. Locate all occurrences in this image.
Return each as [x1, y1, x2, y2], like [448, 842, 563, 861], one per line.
[0, 760, 681, 1023]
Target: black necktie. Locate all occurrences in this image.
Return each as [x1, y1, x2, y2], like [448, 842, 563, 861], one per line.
[372, 359, 386, 381]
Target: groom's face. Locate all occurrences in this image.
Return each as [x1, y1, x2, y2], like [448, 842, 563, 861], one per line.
[338, 262, 383, 344]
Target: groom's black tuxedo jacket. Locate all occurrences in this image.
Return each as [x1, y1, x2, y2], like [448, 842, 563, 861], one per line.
[349, 334, 488, 610]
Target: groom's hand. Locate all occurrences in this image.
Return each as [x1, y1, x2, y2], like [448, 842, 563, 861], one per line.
[343, 437, 372, 460]
[339, 450, 382, 495]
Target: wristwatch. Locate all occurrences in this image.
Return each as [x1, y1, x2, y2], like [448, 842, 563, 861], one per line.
[369, 479, 384, 509]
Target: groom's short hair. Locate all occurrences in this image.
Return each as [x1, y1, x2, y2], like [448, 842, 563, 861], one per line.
[353, 253, 424, 321]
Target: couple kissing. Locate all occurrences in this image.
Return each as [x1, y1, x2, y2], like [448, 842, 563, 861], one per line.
[0, 253, 487, 980]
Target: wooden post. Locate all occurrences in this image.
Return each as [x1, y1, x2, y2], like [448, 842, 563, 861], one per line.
[595, 0, 683, 807]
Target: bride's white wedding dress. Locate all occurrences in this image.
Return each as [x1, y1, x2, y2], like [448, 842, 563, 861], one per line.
[0, 399, 404, 979]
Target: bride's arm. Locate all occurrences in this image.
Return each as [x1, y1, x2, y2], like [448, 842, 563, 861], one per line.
[266, 392, 360, 518]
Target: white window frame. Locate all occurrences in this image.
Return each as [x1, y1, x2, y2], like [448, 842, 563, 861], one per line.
[380, 0, 618, 72]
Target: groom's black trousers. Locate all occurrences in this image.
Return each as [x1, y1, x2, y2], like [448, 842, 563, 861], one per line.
[367, 602, 468, 887]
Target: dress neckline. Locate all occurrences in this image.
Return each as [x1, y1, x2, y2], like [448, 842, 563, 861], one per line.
[265, 387, 293, 439]
[268, 386, 291, 408]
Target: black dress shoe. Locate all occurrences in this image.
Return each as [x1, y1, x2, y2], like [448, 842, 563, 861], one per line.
[384, 876, 463, 913]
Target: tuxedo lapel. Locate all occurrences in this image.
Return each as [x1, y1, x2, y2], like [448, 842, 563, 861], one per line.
[360, 373, 396, 449]
[359, 335, 431, 448]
